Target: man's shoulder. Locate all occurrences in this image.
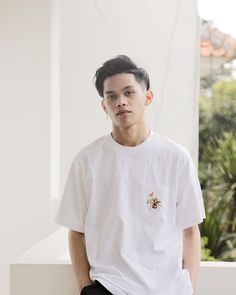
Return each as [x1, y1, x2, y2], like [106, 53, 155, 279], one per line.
[152, 134, 194, 172]
[152, 132, 191, 160]
[73, 134, 110, 162]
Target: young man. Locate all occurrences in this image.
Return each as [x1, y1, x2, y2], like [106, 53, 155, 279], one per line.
[56, 55, 205, 295]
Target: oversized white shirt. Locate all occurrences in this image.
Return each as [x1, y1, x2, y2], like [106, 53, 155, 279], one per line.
[55, 131, 205, 295]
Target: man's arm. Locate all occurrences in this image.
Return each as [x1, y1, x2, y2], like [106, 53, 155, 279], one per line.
[182, 225, 201, 294]
[68, 230, 93, 291]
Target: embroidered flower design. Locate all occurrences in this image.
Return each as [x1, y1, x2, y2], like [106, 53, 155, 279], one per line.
[147, 192, 162, 209]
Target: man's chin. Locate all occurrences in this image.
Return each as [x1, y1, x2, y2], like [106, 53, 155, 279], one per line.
[113, 122, 135, 130]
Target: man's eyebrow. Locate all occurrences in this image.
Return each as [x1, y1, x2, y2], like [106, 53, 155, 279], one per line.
[122, 85, 135, 90]
[104, 85, 135, 94]
[104, 90, 115, 94]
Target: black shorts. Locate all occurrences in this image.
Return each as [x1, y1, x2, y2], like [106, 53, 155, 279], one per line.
[80, 280, 113, 295]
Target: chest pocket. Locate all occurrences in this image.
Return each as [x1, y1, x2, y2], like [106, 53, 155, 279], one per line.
[131, 181, 175, 227]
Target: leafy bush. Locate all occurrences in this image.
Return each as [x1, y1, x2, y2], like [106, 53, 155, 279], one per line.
[199, 133, 236, 260]
[199, 79, 236, 261]
[199, 80, 236, 160]
[201, 236, 216, 261]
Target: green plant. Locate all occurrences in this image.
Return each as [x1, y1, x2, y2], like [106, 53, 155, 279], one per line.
[199, 133, 236, 261]
[201, 236, 216, 261]
[199, 78, 236, 261]
[199, 79, 236, 161]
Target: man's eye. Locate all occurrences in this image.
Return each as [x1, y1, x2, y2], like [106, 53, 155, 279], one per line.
[107, 95, 116, 100]
[126, 91, 135, 96]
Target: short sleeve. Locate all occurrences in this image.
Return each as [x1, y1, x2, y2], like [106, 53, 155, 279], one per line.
[175, 151, 206, 229]
[55, 154, 87, 233]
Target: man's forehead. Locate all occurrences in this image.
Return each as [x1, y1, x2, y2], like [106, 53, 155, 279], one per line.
[103, 73, 138, 92]
[104, 85, 135, 94]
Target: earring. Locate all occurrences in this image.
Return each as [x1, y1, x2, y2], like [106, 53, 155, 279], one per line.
[106, 112, 108, 119]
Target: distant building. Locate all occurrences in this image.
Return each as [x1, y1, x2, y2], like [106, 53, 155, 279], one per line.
[200, 20, 236, 88]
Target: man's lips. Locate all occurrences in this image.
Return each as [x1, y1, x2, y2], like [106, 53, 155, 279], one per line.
[116, 110, 131, 116]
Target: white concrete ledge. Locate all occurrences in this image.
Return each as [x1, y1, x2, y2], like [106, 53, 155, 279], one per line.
[10, 228, 236, 295]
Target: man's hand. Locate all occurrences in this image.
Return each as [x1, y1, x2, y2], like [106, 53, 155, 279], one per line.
[80, 279, 93, 290]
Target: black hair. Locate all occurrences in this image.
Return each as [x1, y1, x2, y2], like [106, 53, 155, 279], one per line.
[94, 55, 150, 97]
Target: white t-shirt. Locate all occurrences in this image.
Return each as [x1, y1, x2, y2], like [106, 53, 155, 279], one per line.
[55, 131, 205, 295]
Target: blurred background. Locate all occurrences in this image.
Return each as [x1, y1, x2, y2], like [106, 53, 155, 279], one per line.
[198, 0, 236, 263]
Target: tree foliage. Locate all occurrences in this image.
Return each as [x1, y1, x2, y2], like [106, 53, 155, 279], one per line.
[199, 79, 236, 261]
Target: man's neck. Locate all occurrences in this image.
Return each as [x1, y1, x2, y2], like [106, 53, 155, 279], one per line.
[111, 125, 150, 147]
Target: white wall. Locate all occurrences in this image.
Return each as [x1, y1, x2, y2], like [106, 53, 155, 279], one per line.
[0, 1, 54, 294]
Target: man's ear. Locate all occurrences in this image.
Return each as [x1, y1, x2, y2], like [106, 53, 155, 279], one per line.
[101, 99, 107, 112]
[145, 90, 154, 106]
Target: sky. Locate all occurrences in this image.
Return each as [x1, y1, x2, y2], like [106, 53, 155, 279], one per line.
[198, 0, 236, 38]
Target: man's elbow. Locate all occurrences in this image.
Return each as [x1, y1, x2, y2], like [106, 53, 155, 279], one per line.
[183, 225, 200, 238]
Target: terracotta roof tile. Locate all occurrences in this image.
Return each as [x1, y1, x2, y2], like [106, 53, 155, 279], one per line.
[200, 21, 236, 58]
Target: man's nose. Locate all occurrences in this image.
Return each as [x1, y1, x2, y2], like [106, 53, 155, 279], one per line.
[115, 94, 128, 107]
